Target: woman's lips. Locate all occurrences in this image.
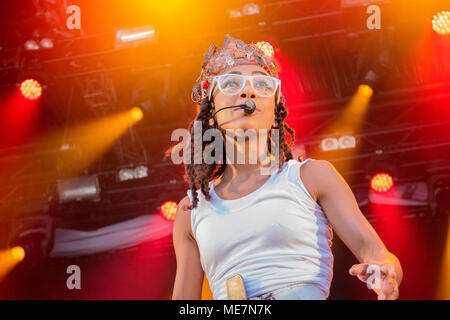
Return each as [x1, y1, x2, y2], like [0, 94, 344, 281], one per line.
[233, 107, 260, 113]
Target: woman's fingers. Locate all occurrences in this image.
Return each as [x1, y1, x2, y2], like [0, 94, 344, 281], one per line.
[385, 280, 400, 300]
[349, 263, 368, 276]
[378, 272, 398, 300]
[349, 264, 371, 283]
[350, 262, 400, 300]
[379, 264, 396, 280]
[379, 264, 399, 300]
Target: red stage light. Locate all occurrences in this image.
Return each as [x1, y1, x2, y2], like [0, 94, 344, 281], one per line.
[432, 11, 450, 35]
[255, 41, 274, 57]
[370, 172, 394, 193]
[19, 79, 42, 100]
[160, 201, 178, 221]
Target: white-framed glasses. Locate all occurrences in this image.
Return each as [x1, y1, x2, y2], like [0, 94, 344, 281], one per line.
[208, 74, 281, 101]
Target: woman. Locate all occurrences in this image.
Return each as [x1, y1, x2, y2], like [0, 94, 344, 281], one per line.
[171, 34, 402, 300]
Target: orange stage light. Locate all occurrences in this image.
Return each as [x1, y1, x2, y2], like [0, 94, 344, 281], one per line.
[358, 84, 374, 97]
[10, 246, 25, 261]
[19, 79, 42, 100]
[130, 107, 144, 122]
[370, 172, 394, 193]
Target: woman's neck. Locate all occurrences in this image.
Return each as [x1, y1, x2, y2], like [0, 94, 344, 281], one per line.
[215, 129, 279, 184]
[220, 157, 276, 184]
[221, 139, 278, 183]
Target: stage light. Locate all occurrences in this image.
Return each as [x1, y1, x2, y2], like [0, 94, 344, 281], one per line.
[19, 79, 42, 100]
[358, 84, 373, 97]
[255, 41, 274, 57]
[118, 168, 135, 181]
[338, 135, 356, 149]
[370, 172, 394, 193]
[40, 38, 54, 49]
[10, 246, 25, 262]
[321, 135, 356, 151]
[130, 107, 144, 122]
[321, 137, 339, 151]
[227, 8, 242, 18]
[0, 246, 26, 280]
[120, 30, 154, 42]
[365, 157, 398, 194]
[160, 201, 178, 221]
[117, 165, 149, 182]
[115, 25, 156, 48]
[57, 175, 101, 203]
[432, 11, 450, 35]
[24, 40, 39, 51]
[242, 3, 260, 16]
[134, 165, 148, 179]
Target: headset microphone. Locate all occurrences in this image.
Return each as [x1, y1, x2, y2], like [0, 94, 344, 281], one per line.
[211, 100, 256, 118]
[242, 100, 256, 114]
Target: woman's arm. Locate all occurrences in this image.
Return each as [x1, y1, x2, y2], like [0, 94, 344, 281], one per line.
[301, 159, 403, 300]
[172, 195, 205, 299]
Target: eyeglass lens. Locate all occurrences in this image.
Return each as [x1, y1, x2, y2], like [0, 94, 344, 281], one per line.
[218, 74, 278, 97]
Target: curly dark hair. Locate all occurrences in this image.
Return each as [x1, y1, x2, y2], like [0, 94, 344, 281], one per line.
[165, 92, 296, 211]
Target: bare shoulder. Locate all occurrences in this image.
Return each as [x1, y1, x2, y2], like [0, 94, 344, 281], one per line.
[300, 159, 345, 202]
[174, 195, 195, 242]
[299, 159, 338, 203]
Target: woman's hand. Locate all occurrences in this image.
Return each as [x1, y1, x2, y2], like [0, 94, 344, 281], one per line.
[349, 262, 400, 300]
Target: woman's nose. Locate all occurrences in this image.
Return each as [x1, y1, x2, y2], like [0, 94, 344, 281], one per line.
[240, 79, 256, 99]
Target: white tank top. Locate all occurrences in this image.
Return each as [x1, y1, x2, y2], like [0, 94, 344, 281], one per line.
[186, 158, 334, 300]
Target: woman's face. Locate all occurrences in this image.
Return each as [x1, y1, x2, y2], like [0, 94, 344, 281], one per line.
[210, 64, 278, 131]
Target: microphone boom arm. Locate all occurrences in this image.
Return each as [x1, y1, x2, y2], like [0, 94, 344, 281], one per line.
[211, 100, 256, 118]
